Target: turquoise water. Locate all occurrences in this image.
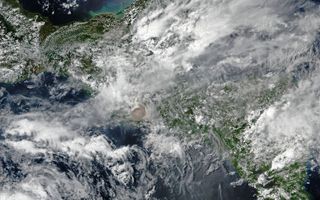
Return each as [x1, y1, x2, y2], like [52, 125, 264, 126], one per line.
[19, 0, 136, 25]
[89, 0, 135, 16]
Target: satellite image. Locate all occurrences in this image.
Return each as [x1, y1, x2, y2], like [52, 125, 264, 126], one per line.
[0, 0, 320, 199]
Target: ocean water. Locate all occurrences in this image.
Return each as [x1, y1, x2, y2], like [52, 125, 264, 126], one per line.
[306, 161, 320, 199]
[0, 72, 257, 199]
[89, 0, 134, 16]
[5, 0, 320, 198]
[18, 0, 135, 24]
